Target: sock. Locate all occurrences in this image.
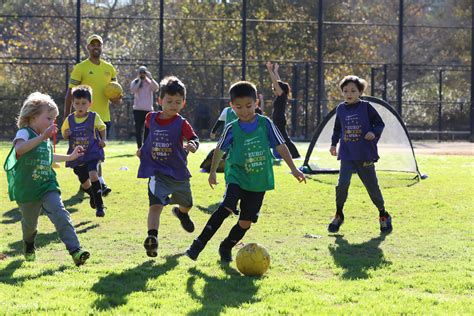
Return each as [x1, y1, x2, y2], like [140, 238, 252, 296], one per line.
[99, 176, 105, 185]
[91, 181, 104, 208]
[148, 229, 158, 237]
[336, 209, 344, 220]
[197, 205, 231, 245]
[83, 186, 93, 197]
[221, 223, 249, 249]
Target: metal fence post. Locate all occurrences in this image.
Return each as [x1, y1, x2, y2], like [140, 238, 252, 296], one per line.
[397, 0, 404, 116]
[438, 69, 443, 141]
[159, 0, 164, 81]
[76, 0, 81, 64]
[316, 0, 324, 126]
[241, 0, 247, 80]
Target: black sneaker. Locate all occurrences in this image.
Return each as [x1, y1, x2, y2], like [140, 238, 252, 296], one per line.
[101, 184, 112, 197]
[172, 207, 195, 233]
[185, 239, 205, 261]
[89, 195, 96, 209]
[379, 215, 393, 234]
[219, 241, 233, 262]
[144, 235, 158, 257]
[328, 215, 344, 233]
[96, 205, 106, 217]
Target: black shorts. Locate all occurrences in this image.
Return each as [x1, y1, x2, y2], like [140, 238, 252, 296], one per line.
[73, 160, 100, 184]
[221, 183, 265, 223]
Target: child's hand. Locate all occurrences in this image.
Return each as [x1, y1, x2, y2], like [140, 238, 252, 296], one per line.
[63, 129, 71, 138]
[136, 148, 141, 158]
[184, 141, 197, 153]
[330, 146, 337, 156]
[71, 146, 84, 160]
[274, 63, 279, 72]
[41, 124, 58, 140]
[99, 140, 106, 148]
[364, 132, 376, 140]
[208, 172, 218, 189]
[291, 168, 306, 183]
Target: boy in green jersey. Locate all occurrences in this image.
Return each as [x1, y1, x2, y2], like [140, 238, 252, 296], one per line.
[186, 81, 306, 262]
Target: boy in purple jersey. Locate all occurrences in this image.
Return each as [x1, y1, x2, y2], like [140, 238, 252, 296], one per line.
[329, 75, 392, 234]
[62, 85, 107, 217]
[137, 76, 199, 257]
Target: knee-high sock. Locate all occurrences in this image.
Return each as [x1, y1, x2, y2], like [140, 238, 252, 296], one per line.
[197, 205, 230, 245]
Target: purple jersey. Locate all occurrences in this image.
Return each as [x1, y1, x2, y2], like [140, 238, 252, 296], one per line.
[137, 112, 191, 180]
[336, 101, 379, 161]
[66, 112, 104, 168]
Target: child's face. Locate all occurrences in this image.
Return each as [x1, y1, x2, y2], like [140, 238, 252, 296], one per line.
[72, 97, 91, 116]
[231, 96, 257, 122]
[342, 82, 362, 104]
[31, 107, 57, 134]
[159, 93, 185, 117]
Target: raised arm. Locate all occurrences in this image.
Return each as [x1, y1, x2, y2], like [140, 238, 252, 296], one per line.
[266, 61, 284, 96]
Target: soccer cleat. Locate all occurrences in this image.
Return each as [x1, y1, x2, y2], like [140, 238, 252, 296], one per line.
[379, 215, 393, 234]
[101, 184, 112, 197]
[24, 241, 36, 262]
[96, 205, 106, 217]
[219, 241, 233, 263]
[328, 215, 344, 233]
[172, 207, 195, 233]
[71, 248, 90, 266]
[185, 239, 205, 261]
[144, 235, 158, 257]
[89, 197, 96, 209]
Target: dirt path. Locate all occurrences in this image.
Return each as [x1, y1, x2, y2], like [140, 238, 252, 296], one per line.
[412, 142, 473, 156]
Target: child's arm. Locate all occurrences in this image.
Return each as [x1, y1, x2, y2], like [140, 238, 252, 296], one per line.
[208, 148, 226, 189]
[53, 146, 84, 163]
[330, 114, 341, 156]
[273, 62, 282, 80]
[15, 125, 57, 156]
[98, 129, 107, 147]
[182, 120, 199, 153]
[275, 144, 306, 183]
[366, 104, 385, 140]
[266, 61, 284, 96]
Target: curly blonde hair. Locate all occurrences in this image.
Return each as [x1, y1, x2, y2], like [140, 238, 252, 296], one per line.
[17, 92, 59, 128]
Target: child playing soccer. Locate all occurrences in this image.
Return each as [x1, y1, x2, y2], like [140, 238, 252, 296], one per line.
[328, 75, 392, 234]
[186, 81, 306, 262]
[5, 92, 90, 265]
[137, 76, 199, 257]
[62, 85, 107, 217]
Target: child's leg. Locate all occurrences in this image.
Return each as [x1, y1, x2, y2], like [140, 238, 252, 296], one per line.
[147, 204, 164, 232]
[335, 160, 355, 217]
[89, 170, 104, 207]
[170, 179, 195, 232]
[354, 161, 386, 214]
[19, 201, 42, 245]
[40, 191, 81, 254]
[219, 190, 265, 262]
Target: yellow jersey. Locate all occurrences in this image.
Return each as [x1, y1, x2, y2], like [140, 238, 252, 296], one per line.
[69, 58, 117, 122]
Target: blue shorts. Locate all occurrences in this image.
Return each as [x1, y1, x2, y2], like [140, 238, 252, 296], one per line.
[148, 172, 193, 208]
[221, 183, 265, 223]
[73, 160, 100, 184]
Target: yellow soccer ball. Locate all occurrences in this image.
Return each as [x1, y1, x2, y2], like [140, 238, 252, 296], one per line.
[236, 243, 270, 276]
[104, 82, 123, 100]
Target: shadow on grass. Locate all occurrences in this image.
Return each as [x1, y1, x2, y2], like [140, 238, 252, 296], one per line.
[0, 259, 70, 285]
[91, 254, 181, 310]
[195, 202, 221, 214]
[1, 190, 84, 225]
[108, 154, 135, 159]
[186, 264, 260, 315]
[308, 173, 419, 189]
[4, 221, 99, 257]
[328, 234, 391, 280]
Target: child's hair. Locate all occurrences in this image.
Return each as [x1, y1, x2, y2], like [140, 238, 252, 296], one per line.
[277, 80, 292, 99]
[159, 76, 186, 99]
[72, 85, 92, 102]
[339, 75, 368, 93]
[17, 92, 59, 128]
[229, 81, 257, 102]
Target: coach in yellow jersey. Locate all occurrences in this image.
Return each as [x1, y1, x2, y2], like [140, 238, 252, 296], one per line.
[64, 34, 121, 196]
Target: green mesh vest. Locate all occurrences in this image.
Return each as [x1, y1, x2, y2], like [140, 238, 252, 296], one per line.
[224, 115, 274, 192]
[4, 128, 60, 203]
[225, 108, 238, 125]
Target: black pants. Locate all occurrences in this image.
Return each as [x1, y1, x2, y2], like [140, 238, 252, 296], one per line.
[274, 120, 300, 159]
[133, 110, 150, 148]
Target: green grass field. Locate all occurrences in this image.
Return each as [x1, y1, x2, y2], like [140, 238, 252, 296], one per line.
[0, 141, 472, 314]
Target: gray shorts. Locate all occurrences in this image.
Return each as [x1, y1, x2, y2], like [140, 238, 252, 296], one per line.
[148, 173, 193, 208]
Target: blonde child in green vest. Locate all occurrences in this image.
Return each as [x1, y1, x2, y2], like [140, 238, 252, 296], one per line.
[4, 92, 90, 266]
[186, 81, 306, 262]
